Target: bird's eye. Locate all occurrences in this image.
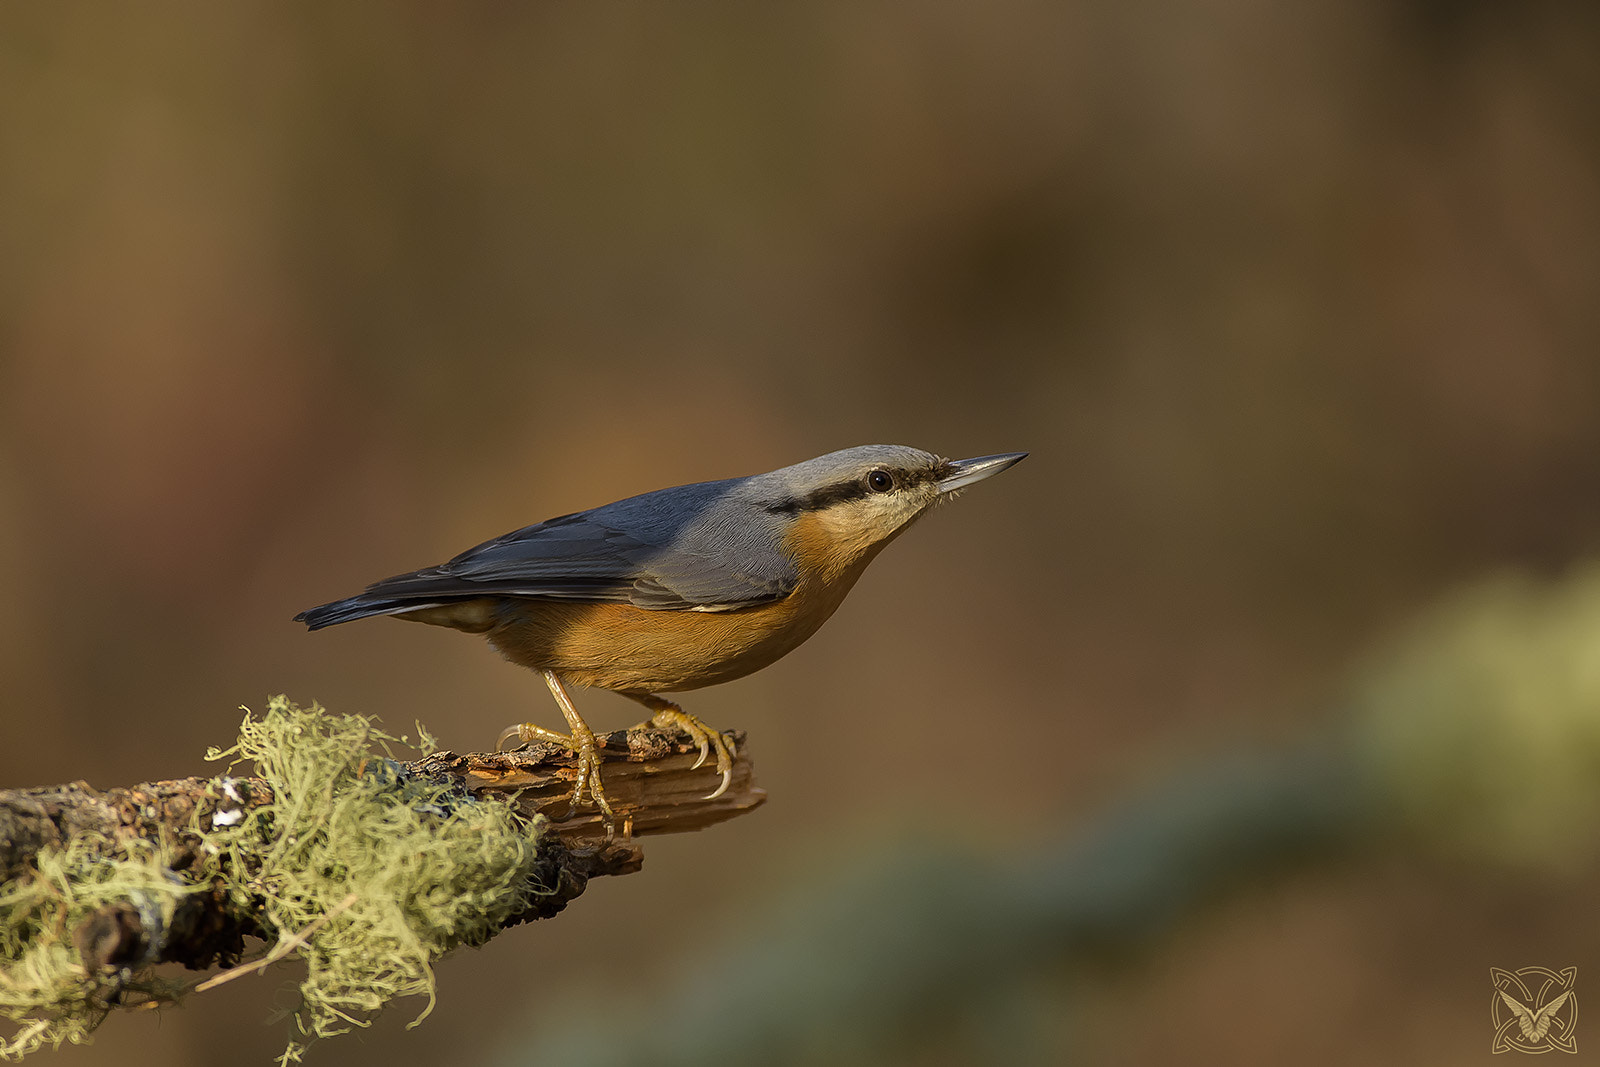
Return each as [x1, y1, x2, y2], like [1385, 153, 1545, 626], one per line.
[866, 469, 894, 493]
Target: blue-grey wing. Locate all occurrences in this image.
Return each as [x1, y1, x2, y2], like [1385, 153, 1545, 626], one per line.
[296, 484, 797, 629]
[431, 509, 797, 608]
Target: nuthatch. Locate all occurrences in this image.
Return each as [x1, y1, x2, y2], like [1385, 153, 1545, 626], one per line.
[295, 445, 1026, 822]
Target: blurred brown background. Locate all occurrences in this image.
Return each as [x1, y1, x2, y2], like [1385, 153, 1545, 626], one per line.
[2, 1, 1598, 1063]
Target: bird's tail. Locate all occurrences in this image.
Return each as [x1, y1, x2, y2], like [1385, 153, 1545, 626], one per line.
[294, 593, 450, 630]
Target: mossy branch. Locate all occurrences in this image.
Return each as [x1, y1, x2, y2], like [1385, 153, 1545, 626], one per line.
[0, 698, 763, 1063]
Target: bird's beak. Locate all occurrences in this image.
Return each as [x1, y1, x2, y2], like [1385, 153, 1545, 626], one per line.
[937, 452, 1028, 493]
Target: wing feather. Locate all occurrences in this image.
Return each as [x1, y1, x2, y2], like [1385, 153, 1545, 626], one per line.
[295, 481, 799, 629]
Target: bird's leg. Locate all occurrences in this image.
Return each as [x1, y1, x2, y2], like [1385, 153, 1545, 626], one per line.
[496, 669, 614, 827]
[624, 693, 736, 801]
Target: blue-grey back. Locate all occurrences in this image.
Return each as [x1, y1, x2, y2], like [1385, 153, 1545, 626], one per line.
[296, 445, 940, 626]
[447, 474, 800, 609]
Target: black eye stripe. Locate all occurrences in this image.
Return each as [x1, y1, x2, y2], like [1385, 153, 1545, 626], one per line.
[766, 465, 939, 514]
[766, 481, 869, 514]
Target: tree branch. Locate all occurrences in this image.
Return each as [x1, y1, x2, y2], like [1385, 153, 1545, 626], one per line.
[0, 726, 762, 969]
[0, 709, 764, 1060]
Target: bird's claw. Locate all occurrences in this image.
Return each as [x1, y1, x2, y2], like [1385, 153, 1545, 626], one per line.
[644, 705, 735, 801]
[495, 718, 615, 827]
[495, 724, 526, 751]
[564, 734, 615, 827]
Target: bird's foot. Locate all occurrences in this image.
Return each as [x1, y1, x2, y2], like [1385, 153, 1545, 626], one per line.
[645, 704, 736, 801]
[496, 719, 615, 828]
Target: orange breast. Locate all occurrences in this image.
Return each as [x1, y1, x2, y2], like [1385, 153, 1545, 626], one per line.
[478, 512, 887, 693]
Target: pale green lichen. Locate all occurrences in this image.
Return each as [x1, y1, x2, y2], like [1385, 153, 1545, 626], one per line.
[0, 834, 197, 1059]
[2, 697, 557, 1064]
